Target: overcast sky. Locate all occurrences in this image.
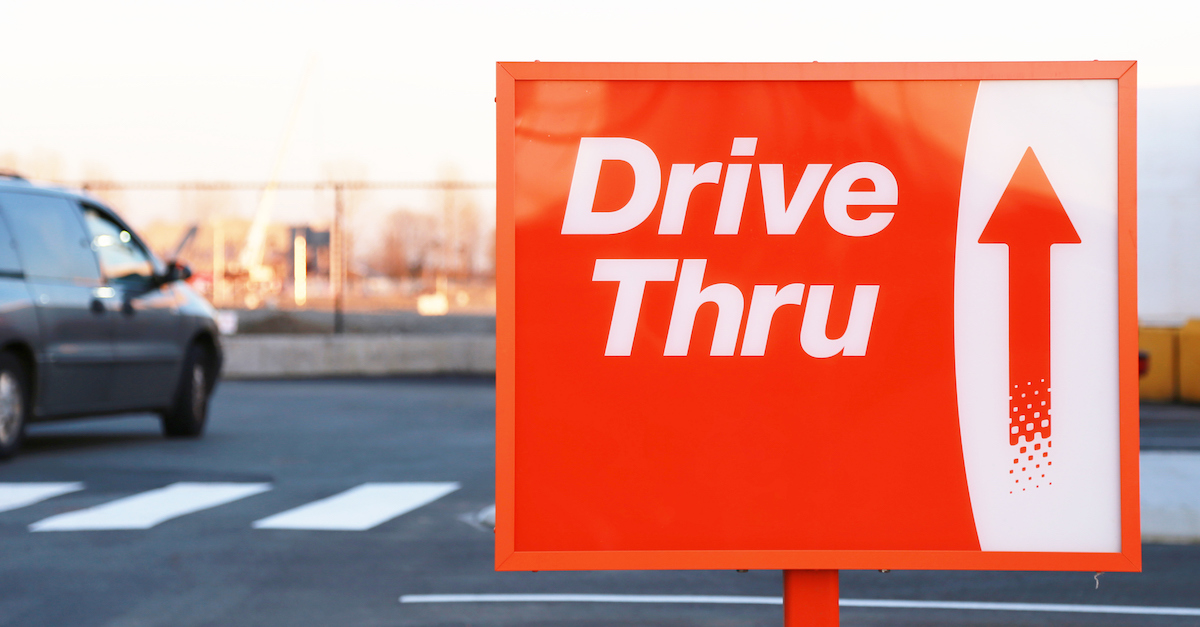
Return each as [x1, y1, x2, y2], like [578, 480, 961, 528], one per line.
[1, 0, 1197, 188]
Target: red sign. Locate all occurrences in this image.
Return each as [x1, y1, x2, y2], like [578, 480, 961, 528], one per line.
[496, 62, 1139, 572]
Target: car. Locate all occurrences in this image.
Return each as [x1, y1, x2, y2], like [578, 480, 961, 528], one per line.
[0, 172, 222, 459]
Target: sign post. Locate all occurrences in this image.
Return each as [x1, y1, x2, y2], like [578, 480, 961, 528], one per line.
[496, 61, 1139, 626]
[784, 570, 838, 626]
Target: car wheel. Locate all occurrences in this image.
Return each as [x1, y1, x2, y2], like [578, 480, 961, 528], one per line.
[0, 352, 29, 460]
[161, 343, 211, 438]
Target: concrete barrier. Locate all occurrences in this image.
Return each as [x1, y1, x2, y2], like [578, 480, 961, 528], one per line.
[227, 309, 496, 336]
[1180, 320, 1200, 403]
[1140, 326, 1180, 401]
[221, 334, 495, 379]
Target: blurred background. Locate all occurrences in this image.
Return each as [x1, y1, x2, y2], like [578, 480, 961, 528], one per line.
[1, 1, 1198, 327]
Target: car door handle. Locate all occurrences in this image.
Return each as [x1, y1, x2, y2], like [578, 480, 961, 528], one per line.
[90, 286, 116, 315]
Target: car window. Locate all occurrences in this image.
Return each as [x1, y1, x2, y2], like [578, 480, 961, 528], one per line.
[83, 207, 154, 284]
[0, 191, 100, 283]
[0, 200, 24, 275]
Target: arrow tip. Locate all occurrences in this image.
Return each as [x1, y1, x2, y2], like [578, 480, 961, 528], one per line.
[979, 147, 1081, 246]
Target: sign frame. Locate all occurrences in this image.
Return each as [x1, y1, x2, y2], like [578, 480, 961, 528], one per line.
[495, 60, 1139, 573]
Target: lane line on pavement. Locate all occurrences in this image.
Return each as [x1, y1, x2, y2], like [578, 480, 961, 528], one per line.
[29, 482, 272, 531]
[0, 482, 84, 513]
[402, 594, 779, 605]
[841, 599, 1200, 616]
[398, 594, 1200, 616]
[253, 482, 460, 531]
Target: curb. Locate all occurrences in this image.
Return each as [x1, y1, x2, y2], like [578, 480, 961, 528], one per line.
[221, 334, 495, 378]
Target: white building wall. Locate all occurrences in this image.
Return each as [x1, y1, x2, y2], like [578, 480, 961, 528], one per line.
[1138, 86, 1200, 324]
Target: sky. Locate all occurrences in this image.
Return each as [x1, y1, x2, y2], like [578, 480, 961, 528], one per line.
[1, 0, 1197, 186]
[1, 0, 1198, 284]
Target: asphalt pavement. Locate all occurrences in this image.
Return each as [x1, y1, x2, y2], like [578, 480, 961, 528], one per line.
[0, 379, 1197, 626]
[1142, 402, 1200, 450]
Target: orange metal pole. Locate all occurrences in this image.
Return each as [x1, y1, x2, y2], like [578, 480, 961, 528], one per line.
[783, 570, 839, 627]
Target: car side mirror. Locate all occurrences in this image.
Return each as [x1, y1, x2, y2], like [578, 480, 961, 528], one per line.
[160, 260, 193, 285]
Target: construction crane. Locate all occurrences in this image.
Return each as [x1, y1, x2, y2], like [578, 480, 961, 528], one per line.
[230, 59, 316, 307]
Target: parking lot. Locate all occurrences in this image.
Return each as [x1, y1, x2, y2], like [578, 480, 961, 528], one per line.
[0, 378, 1198, 627]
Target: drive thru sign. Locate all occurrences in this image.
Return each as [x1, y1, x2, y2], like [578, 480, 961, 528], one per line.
[496, 63, 1139, 592]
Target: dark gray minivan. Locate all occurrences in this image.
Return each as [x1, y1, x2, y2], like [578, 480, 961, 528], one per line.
[0, 175, 222, 459]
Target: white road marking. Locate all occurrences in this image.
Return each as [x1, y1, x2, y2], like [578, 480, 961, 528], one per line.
[402, 594, 779, 605]
[457, 503, 495, 532]
[253, 482, 459, 531]
[0, 482, 83, 513]
[840, 599, 1200, 616]
[478, 503, 495, 528]
[29, 482, 271, 531]
[399, 594, 1200, 616]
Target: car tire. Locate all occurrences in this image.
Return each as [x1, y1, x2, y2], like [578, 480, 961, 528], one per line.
[161, 343, 212, 438]
[0, 352, 30, 460]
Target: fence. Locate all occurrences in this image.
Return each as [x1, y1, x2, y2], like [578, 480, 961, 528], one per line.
[60, 179, 496, 329]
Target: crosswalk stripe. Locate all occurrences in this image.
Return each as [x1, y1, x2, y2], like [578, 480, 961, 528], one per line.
[252, 482, 459, 531]
[0, 482, 84, 513]
[29, 482, 272, 531]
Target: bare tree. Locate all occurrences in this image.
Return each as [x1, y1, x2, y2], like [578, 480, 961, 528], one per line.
[323, 160, 370, 212]
[179, 188, 225, 224]
[81, 162, 127, 212]
[436, 165, 483, 277]
[0, 149, 65, 181]
[373, 208, 439, 279]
